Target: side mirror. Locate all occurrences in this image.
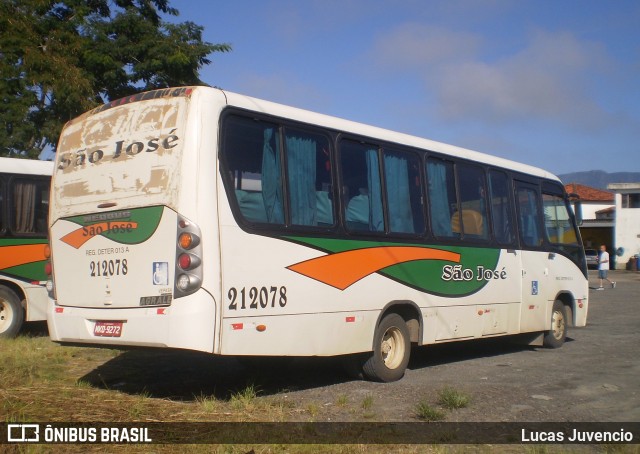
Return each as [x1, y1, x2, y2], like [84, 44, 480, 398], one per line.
[567, 193, 583, 226]
[573, 200, 583, 226]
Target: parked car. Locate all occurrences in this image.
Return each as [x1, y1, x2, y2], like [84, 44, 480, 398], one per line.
[585, 248, 598, 269]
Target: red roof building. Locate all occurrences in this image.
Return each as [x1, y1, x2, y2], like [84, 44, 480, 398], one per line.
[564, 183, 614, 203]
[564, 183, 614, 252]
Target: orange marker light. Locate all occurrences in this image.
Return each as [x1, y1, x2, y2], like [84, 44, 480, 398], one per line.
[179, 233, 193, 249]
[256, 325, 267, 332]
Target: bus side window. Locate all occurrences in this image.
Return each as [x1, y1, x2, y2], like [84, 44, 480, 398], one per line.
[456, 164, 489, 240]
[12, 178, 49, 235]
[383, 148, 424, 235]
[516, 185, 543, 247]
[426, 158, 458, 238]
[488, 170, 515, 245]
[0, 177, 4, 234]
[284, 128, 334, 227]
[340, 140, 384, 233]
[222, 116, 284, 225]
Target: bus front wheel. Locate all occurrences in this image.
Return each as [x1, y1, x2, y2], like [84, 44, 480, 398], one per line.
[0, 287, 24, 338]
[543, 300, 567, 349]
[362, 313, 410, 382]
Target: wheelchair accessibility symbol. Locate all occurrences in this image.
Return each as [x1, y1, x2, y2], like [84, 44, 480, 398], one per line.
[152, 262, 169, 286]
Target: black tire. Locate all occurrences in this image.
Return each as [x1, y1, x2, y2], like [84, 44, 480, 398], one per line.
[362, 313, 410, 382]
[0, 286, 25, 338]
[543, 299, 568, 348]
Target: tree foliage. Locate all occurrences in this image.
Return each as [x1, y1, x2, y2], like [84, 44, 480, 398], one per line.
[0, 0, 230, 158]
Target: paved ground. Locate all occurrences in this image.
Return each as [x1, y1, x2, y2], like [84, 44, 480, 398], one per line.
[75, 270, 640, 424]
[276, 269, 640, 423]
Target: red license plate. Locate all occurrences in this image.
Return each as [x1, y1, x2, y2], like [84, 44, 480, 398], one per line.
[94, 321, 123, 337]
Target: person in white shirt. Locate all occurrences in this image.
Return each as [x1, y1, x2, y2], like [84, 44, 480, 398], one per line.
[596, 244, 616, 290]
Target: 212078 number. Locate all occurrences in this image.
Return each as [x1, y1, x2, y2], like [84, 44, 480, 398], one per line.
[89, 259, 128, 277]
[227, 286, 287, 310]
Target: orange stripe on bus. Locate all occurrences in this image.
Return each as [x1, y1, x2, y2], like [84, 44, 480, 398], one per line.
[287, 246, 461, 290]
[60, 222, 139, 249]
[0, 244, 47, 270]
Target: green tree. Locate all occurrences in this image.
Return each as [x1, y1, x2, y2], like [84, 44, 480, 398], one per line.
[0, 0, 230, 158]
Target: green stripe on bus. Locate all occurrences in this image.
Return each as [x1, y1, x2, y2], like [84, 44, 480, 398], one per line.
[285, 236, 501, 297]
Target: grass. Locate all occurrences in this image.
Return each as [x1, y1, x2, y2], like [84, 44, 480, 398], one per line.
[0, 330, 516, 453]
[415, 401, 446, 421]
[195, 393, 220, 412]
[229, 383, 259, 411]
[0, 336, 68, 386]
[128, 391, 152, 419]
[306, 402, 319, 419]
[413, 386, 471, 421]
[438, 387, 471, 410]
[361, 394, 374, 410]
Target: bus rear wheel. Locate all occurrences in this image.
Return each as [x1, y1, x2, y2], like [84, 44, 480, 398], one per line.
[0, 287, 24, 338]
[543, 299, 567, 348]
[362, 313, 410, 382]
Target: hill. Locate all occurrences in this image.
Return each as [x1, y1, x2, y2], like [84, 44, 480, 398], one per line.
[557, 170, 640, 190]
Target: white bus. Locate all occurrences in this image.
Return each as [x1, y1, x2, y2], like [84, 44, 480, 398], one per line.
[47, 87, 588, 381]
[0, 157, 53, 337]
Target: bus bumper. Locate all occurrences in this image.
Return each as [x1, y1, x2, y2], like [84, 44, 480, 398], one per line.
[47, 289, 217, 353]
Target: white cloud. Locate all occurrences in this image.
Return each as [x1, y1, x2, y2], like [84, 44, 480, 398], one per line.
[373, 23, 480, 68]
[372, 25, 612, 130]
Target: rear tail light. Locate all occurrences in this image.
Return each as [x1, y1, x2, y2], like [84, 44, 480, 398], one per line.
[178, 253, 192, 270]
[174, 216, 203, 298]
[178, 253, 201, 270]
[45, 242, 56, 298]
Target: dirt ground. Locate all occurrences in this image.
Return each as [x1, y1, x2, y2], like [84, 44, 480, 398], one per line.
[77, 269, 640, 424]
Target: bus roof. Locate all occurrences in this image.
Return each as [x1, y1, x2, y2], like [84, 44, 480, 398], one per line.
[63, 85, 560, 183]
[0, 157, 54, 176]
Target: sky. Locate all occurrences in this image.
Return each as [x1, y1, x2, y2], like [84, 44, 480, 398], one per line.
[170, 0, 639, 176]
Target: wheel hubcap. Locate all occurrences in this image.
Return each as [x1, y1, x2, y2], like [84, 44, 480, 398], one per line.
[381, 327, 405, 369]
[551, 310, 565, 340]
[0, 300, 11, 333]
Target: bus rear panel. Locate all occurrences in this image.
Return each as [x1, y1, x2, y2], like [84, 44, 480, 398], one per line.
[48, 88, 219, 352]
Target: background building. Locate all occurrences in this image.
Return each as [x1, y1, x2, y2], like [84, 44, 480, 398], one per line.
[565, 183, 614, 251]
[608, 183, 640, 270]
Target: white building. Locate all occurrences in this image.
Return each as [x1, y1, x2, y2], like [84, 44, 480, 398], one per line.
[608, 183, 640, 269]
[564, 183, 614, 250]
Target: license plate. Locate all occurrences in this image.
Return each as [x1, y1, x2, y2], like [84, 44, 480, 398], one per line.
[94, 321, 123, 337]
